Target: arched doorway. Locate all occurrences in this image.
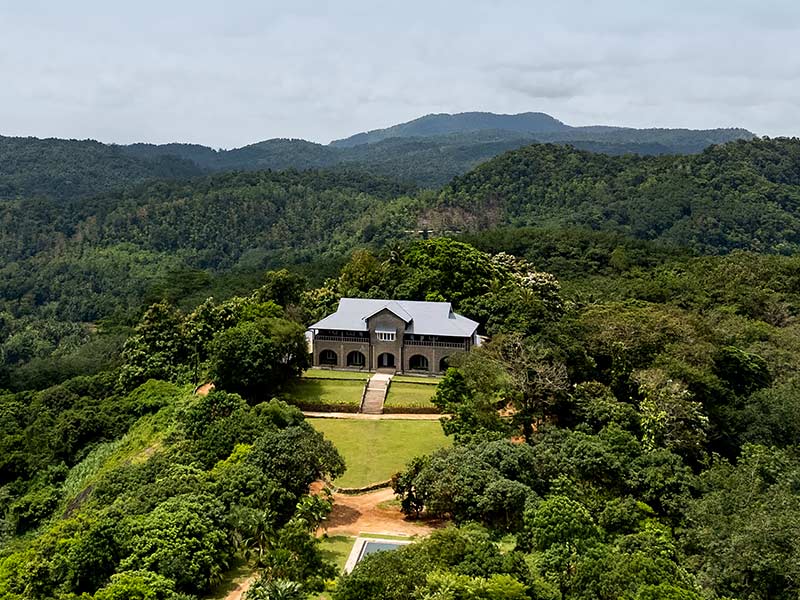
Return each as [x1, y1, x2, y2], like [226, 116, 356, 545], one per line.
[347, 350, 366, 368]
[409, 354, 429, 371]
[319, 349, 338, 366]
[439, 356, 450, 372]
[377, 352, 395, 369]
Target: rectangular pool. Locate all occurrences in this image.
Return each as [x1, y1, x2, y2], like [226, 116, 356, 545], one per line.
[344, 537, 413, 573]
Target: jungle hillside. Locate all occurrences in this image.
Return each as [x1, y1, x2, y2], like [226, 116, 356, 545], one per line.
[2, 117, 800, 600]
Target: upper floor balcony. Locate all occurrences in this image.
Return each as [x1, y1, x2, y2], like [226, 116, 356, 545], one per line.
[312, 330, 469, 350]
[403, 339, 468, 349]
[313, 332, 369, 343]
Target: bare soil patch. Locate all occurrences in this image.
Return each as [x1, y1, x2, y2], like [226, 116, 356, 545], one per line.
[196, 382, 215, 396]
[320, 487, 443, 537]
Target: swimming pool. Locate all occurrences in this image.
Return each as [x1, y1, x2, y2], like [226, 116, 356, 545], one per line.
[359, 540, 405, 560]
[344, 537, 413, 572]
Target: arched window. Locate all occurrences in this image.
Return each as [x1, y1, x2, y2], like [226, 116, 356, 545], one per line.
[347, 350, 366, 367]
[319, 349, 338, 366]
[409, 354, 429, 371]
[439, 356, 450, 372]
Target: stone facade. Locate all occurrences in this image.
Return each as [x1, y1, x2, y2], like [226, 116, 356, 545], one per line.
[311, 306, 471, 374]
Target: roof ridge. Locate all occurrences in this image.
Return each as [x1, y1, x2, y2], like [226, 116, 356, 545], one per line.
[362, 299, 413, 323]
[310, 297, 478, 337]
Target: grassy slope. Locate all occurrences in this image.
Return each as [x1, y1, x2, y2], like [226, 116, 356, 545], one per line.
[60, 385, 193, 516]
[309, 418, 451, 487]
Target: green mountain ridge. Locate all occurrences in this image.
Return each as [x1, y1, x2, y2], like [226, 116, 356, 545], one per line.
[123, 129, 703, 185]
[432, 137, 800, 254]
[0, 135, 202, 201]
[330, 110, 755, 149]
[0, 112, 757, 196]
[329, 111, 571, 146]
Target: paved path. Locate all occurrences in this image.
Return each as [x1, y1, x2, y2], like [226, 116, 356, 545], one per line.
[303, 411, 443, 420]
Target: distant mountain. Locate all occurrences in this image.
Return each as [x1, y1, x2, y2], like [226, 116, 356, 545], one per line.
[330, 111, 570, 147]
[331, 111, 755, 154]
[0, 112, 759, 199]
[535, 126, 756, 154]
[122, 139, 335, 171]
[119, 125, 754, 189]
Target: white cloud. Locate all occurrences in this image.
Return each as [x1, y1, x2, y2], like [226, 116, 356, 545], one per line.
[0, 0, 797, 146]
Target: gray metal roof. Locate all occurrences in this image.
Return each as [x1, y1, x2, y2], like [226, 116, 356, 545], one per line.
[310, 298, 479, 337]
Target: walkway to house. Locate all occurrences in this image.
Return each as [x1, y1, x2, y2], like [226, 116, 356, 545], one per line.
[360, 372, 393, 414]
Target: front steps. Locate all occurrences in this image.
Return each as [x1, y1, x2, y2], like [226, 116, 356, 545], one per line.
[361, 373, 393, 414]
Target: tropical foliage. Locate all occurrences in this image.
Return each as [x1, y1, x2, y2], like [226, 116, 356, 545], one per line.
[4, 131, 800, 600]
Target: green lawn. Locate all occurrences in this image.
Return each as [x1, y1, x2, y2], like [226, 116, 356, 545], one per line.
[287, 379, 364, 410]
[384, 382, 439, 410]
[391, 375, 441, 384]
[309, 418, 451, 487]
[303, 368, 370, 381]
[318, 534, 356, 572]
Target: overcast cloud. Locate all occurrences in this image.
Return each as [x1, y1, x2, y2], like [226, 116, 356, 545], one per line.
[1, 0, 798, 147]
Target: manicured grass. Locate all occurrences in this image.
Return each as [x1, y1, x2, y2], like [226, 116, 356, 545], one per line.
[391, 374, 441, 384]
[287, 379, 364, 409]
[303, 368, 370, 381]
[384, 382, 438, 410]
[309, 418, 451, 487]
[318, 535, 356, 572]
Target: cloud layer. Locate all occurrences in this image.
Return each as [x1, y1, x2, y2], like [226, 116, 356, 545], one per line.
[1, 0, 798, 146]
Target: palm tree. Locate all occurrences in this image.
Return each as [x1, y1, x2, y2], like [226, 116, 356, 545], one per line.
[245, 578, 304, 600]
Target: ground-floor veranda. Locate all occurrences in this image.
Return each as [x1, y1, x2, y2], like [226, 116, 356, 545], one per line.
[311, 340, 464, 374]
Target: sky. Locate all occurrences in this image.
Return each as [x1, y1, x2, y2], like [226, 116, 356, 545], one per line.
[1, 0, 799, 147]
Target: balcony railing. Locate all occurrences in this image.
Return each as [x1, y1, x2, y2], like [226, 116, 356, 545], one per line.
[314, 334, 368, 343]
[314, 334, 468, 349]
[404, 339, 467, 349]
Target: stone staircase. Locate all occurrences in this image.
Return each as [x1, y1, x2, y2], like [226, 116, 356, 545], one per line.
[360, 373, 393, 414]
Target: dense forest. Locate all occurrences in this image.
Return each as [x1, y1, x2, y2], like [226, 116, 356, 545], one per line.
[4, 137, 800, 390]
[433, 137, 800, 253]
[0, 136, 201, 201]
[2, 125, 800, 599]
[0, 169, 417, 390]
[2, 237, 800, 599]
